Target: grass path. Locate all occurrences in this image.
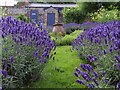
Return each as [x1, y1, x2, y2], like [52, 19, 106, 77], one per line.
[31, 46, 84, 88]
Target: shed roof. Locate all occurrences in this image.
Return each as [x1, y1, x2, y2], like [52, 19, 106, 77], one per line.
[27, 3, 77, 8]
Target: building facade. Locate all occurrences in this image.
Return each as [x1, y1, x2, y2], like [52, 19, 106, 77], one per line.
[2, 2, 77, 26]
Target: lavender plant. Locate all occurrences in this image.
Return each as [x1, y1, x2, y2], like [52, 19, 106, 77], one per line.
[63, 22, 100, 34]
[72, 20, 120, 88]
[1, 16, 56, 88]
[63, 23, 81, 34]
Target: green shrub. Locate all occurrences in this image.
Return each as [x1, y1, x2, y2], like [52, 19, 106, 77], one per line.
[62, 2, 101, 24]
[90, 6, 120, 23]
[70, 30, 83, 37]
[17, 14, 28, 22]
[61, 35, 73, 45]
[50, 30, 83, 46]
[63, 2, 120, 24]
[63, 7, 87, 24]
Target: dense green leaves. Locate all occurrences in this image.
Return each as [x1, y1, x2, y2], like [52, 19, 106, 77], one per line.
[63, 2, 120, 24]
[17, 14, 28, 22]
[90, 6, 120, 23]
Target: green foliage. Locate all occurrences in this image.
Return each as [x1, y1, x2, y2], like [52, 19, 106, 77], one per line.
[17, 14, 28, 22]
[50, 30, 83, 46]
[63, 7, 86, 24]
[90, 6, 120, 23]
[63, 2, 120, 24]
[62, 2, 99, 24]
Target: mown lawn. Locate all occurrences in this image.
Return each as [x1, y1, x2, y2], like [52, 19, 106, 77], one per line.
[29, 46, 85, 88]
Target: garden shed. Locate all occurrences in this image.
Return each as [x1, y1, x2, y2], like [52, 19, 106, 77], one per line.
[1, 1, 77, 26]
[26, 3, 77, 26]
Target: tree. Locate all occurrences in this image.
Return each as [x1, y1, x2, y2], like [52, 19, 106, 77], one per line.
[63, 2, 120, 24]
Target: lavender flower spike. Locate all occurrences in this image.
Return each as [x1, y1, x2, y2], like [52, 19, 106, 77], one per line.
[117, 82, 120, 89]
[76, 79, 85, 85]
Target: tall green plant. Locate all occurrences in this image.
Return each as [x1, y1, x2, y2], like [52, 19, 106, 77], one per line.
[17, 14, 28, 22]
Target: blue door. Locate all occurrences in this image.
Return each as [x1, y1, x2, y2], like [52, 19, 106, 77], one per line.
[47, 13, 55, 26]
[30, 10, 38, 23]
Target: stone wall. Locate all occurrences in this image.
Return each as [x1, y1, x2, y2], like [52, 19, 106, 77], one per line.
[6, 7, 27, 19]
[5, 6, 60, 27]
[27, 8, 44, 24]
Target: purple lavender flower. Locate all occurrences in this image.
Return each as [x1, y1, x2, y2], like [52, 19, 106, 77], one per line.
[118, 64, 120, 70]
[40, 57, 44, 63]
[76, 79, 85, 85]
[0, 69, 2, 74]
[2, 70, 8, 78]
[109, 47, 113, 53]
[92, 78, 99, 86]
[117, 82, 120, 89]
[0, 86, 2, 90]
[93, 72, 98, 77]
[10, 56, 14, 64]
[109, 45, 113, 53]
[115, 56, 120, 62]
[75, 67, 82, 74]
[74, 72, 79, 77]
[86, 64, 93, 72]
[104, 79, 108, 84]
[80, 64, 87, 71]
[87, 55, 97, 62]
[113, 44, 118, 50]
[2, 33, 4, 38]
[101, 71, 105, 76]
[87, 84, 95, 88]
[3, 58, 7, 70]
[81, 72, 90, 82]
[35, 50, 40, 56]
[104, 38, 108, 45]
[103, 50, 107, 54]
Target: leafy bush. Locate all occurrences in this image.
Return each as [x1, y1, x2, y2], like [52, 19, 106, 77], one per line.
[1, 16, 56, 88]
[50, 30, 83, 46]
[63, 7, 87, 24]
[90, 6, 120, 23]
[17, 14, 28, 22]
[72, 20, 120, 88]
[62, 2, 99, 24]
[63, 2, 120, 24]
